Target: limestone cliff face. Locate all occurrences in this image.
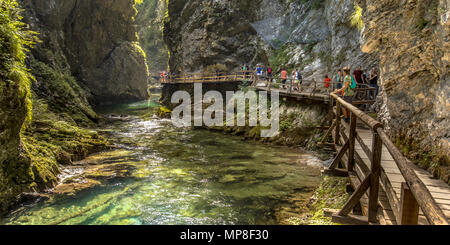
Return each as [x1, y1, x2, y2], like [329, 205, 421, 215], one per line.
[163, 0, 377, 80]
[136, 0, 169, 76]
[164, 0, 269, 73]
[357, 0, 449, 181]
[21, 0, 149, 105]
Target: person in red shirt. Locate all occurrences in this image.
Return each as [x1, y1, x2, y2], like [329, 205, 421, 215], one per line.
[324, 75, 332, 93]
[280, 68, 288, 89]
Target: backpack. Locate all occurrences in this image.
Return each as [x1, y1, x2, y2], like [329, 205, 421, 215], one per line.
[351, 76, 357, 89]
[297, 72, 302, 80]
[268, 67, 272, 74]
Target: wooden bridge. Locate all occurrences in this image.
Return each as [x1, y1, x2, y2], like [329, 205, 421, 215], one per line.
[161, 71, 450, 225]
[321, 94, 450, 225]
[160, 71, 376, 105]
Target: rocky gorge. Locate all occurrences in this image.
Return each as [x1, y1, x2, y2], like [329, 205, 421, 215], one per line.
[0, 0, 149, 213]
[162, 0, 449, 183]
[0, 0, 448, 222]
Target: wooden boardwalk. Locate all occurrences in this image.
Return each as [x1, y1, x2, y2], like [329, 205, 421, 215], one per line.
[161, 72, 376, 105]
[254, 86, 331, 103]
[161, 71, 449, 225]
[323, 94, 449, 225]
[332, 123, 450, 225]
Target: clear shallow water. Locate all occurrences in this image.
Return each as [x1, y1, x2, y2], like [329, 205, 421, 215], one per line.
[1, 97, 322, 225]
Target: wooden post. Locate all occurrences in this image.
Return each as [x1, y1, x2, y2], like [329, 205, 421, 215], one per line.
[400, 182, 419, 225]
[368, 131, 382, 223]
[347, 112, 357, 172]
[334, 102, 342, 145]
[339, 174, 372, 216]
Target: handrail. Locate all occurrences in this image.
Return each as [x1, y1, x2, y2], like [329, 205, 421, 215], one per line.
[331, 93, 382, 130]
[376, 129, 449, 225]
[330, 92, 449, 225]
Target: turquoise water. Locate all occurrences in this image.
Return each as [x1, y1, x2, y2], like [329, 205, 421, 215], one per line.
[1, 96, 322, 225]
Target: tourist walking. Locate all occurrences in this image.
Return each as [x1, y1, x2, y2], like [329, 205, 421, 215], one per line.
[281, 68, 288, 89]
[267, 65, 273, 82]
[296, 69, 303, 92]
[369, 67, 379, 97]
[324, 75, 331, 93]
[333, 67, 355, 122]
[256, 65, 263, 81]
[291, 69, 298, 91]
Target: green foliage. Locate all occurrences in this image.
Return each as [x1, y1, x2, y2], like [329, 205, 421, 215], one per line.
[135, 0, 169, 73]
[0, 0, 39, 124]
[350, 3, 364, 31]
[269, 43, 294, 72]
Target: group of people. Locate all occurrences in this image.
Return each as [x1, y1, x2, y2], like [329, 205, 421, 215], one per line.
[242, 64, 274, 81]
[330, 66, 379, 122]
[280, 67, 303, 91]
[325, 66, 379, 95]
[160, 71, 169, 83]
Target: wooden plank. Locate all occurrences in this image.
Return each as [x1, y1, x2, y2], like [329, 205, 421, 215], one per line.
[347, 113, 357, 171]
[369, 131, 383, 223]
[376, 129, 448, 225]
[380, 168, 401, 223]
[339, 173, 372, 216]
[356, 132, 372, 159]
[334, 103, 341, 145]
[400, 182, 420, 225]
[329, 140, 349, 170]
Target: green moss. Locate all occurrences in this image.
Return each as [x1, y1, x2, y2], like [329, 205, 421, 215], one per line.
[29, 58, 97, 127]
[394, 132, 448, 183]
[287, 176, 349, 225]
[0, 0, 39, 213]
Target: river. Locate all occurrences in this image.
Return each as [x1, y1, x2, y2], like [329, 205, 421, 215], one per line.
[1, 95, 323, 225]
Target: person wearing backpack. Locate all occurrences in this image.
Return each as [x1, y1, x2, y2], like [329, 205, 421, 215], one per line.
[333, 67, 355, 122]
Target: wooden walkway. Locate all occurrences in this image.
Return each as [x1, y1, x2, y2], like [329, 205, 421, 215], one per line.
[161, 71, 449, 225]
[161, 71, 376, 105]
[322, 94, 450, 225]
[332, 123, 450, 225]
[255, 86, 331, 103]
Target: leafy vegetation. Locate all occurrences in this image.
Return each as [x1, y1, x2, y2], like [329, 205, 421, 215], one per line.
[0, 0, 39, 124]
[350, 3, 364, 31]
[135, 0, 169, 75]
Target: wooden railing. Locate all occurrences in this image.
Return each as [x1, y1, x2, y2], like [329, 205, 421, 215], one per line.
[160, 71, 254, 84]
[162, 72, 375, 100]
[326, 93, 449, 225]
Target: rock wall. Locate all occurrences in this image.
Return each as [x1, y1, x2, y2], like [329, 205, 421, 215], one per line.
[1, 0, 37, 214]
[20, 0, 149, 105]
[164, 0, 269, 73]
[136, 0, 169, 76]
[163, 0, 378, 80]
[357, 0, 449, 181]
[263, 0, 378, 81]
